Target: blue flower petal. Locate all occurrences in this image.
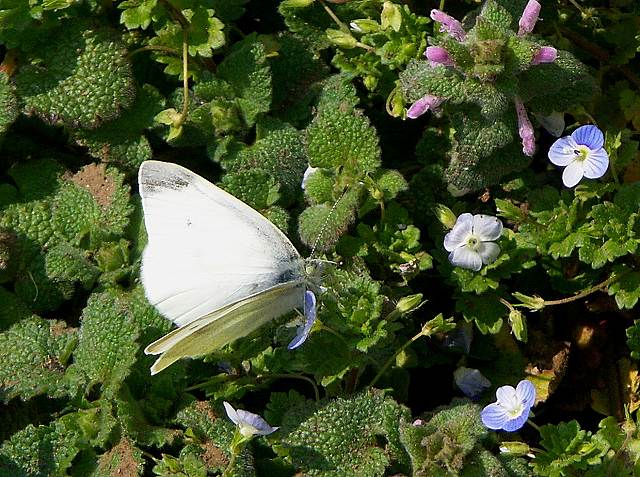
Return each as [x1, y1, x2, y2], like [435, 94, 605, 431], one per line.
[454, 367, 491, 399]
[481, 403, 510, 430]
[516, 380, 536, 408]
[548, 136, 578, 166]
[583, 148, 609, 179]
[501, 407, 530, 432]
[572, 125, 604, 150]
[472, 214, 503, 242]
[288, 290, 317, 350]
[236, 409, 279, 436]
[223, 401, 240, 426]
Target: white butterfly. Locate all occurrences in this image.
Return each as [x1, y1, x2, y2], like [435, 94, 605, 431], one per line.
[139, 161, 318, 375]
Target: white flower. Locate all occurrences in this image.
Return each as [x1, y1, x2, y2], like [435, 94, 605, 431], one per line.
[223, 402, 278, 438]
[301, 165, 319, 190]
[443, 213, 503, 271]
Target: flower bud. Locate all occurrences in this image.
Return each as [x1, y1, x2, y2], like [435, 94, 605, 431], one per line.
[435, 204, 457, 229]
[499, 441, 532, 456]
[396, 293, 423, 314]
[518, 0, 541, 36]
[514, 97, 536, 156]
[406, 94, 444, 119]
[381, 1, 402, 32]
[326, 28, 357, 49]
[531, 46, 557, 65]
[349, 19, 380, 33]
[281, 0, 315, 7]
[430, 9, 466, 41]
[425, 46, 455, 67]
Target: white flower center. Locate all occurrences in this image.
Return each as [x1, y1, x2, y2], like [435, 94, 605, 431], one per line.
[572, 145, 591, 162]
[505, 402, 524, 418]
[239, 423, 259, 437]
[465, 234, 481, 251]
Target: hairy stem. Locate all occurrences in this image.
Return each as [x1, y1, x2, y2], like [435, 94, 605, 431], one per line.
[542, 274, 618, 306]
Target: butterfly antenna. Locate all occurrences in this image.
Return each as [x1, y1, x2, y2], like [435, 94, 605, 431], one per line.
[309, 187, 350, 260]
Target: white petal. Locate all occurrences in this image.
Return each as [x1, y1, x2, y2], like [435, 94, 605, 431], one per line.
[572, 125, 604, 149]
[495, 385, 519, 410]
[449, 247, 482, 271]
[562, 160, 585, 187]
[582, 148, 609, 179]
[516, 380, 536, 407]
[443, 213, 473, 252]
[472, 214, 503, 241]
[548, 136, 578, 166]
[477, 242, 501, 265]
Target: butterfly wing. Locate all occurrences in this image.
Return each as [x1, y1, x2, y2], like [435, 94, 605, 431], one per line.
[145, 281, 304, 374]
[139, 161, 305, 328]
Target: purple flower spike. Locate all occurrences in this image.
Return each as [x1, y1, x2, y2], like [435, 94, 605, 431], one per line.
[548, 125, 609, 187]
[223, 402, 279, 438]
[481, 380, 536, 432]
[430, 9, 466, 42]
[425, 46, 455, 67]
[407, 94, 444, 119]
[515, 97, 536, 157]
[288, 290, 317, 350]
[518, 0, 541, 36]
[532, 46, 557, 65]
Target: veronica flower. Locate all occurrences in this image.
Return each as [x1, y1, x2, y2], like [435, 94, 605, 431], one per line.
[444, 213, 503, 271]
[407, 94, 444, 119]
[430, 9, 466, 42]
[531, 46, 557, 65]
[223, 402, 279, 438]
[425, 46, 455, 67]
[515, 97, 536, 157]
[288, 290, 317, 349]
[518, 0, 541, 36]
[454, 367, 491, 399]
[481, 380, 536, 432]
[548, 125, 609, 187]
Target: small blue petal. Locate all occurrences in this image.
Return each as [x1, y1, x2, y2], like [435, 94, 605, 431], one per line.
[583, 148, 609, 179]
[454, 367, 491, 399]
[516, 380, 536, 408]
[481, 403, 509, 430]
[501, 408, 530, 432]
[548, 136, 578, 167]
[571, 125, 604, 150]
[288, 290, 317, 350]
[236, 409, 279, 436]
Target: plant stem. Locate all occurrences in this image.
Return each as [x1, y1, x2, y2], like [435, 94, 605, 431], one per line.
[438, 0, 445, 11]
[129, 45, 181, 57]
[542, 274, 618, 307]
[221, 447, 239, 477]
[369, 330, 424, 388]
[319, 0, 349, 31]
[179, 27, 190, 122]
[527, 419, 541, 432]
[257, 374, 320, 402]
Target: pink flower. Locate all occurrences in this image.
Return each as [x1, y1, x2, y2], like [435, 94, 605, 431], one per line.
[518, 0, 541, 36]
[425, 46, 455, 67]
[430, 9, 466, 42]
[515, 97, 536, 157]
[531, 46, 557, 65]
[406, 95, 444, 119]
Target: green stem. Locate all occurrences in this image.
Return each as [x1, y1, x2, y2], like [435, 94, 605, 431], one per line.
[129, 45, 181, 57]
[179, 27, 190, 123]
[438, 0, 445, 10]
[221, 446, 239, 477]
[257, 374, 320, 402]
[527, 419, 541, 432]
[541, 274, 618, 307]
[355, 41, 375, 52]
[369, 330, 425, 388]
[319, 0, 349, 32]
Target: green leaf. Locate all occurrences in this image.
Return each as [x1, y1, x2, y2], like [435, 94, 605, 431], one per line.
[608, 268, 640, 310]
[72, 291, 140, 397]
[119, 0, 159, 30]
[0, 72, 18, 139]
[306, 108, 381, 174]
[0, 315, 76, 403]
[456, 294, 505, 335]
[278, 391, 410, 476]
[218, 34, 271, 126]
[14, 24, 135, 129]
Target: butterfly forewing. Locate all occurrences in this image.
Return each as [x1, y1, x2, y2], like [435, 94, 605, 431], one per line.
[139, 161, 306, 328]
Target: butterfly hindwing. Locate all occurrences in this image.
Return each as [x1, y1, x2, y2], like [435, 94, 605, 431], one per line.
[139, 161, 305, 328]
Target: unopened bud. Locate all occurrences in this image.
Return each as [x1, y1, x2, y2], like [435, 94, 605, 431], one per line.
[435, 204, 457, 229]
[326, 28, 357, 48]
[396, 293, 423, 314]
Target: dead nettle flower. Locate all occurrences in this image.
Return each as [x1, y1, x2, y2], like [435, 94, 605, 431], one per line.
[425, 46, 455, 67]
[406, 94, 444, 119]
[518, 0, 541, 36]
[430, 9, 466, 42]
[532, 46, 557, 65]
[515, 97, 536, 157]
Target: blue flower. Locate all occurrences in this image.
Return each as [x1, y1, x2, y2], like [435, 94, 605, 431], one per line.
[548, 125, 609, 187]
[288, 290, 317, 350]
[223, 402, 279, 438]
[481, 380, 536, 432]
[444, 213, 503, 271]
[454, 367, 491, 399]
